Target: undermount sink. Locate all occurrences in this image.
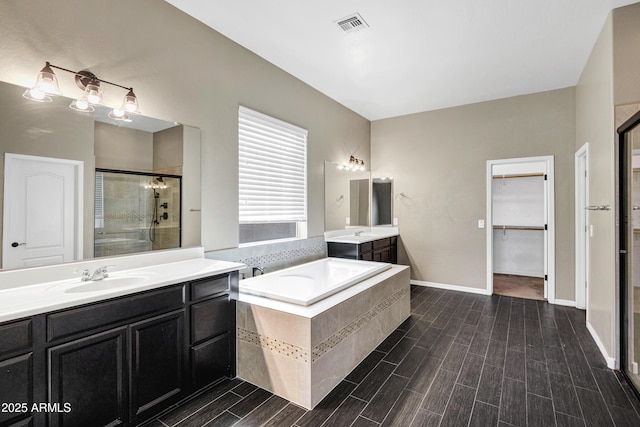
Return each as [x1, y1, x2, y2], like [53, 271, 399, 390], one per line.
[64, 275, 153, 293]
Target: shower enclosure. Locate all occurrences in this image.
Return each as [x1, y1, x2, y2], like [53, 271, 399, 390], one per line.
[94, 170, 181, 257]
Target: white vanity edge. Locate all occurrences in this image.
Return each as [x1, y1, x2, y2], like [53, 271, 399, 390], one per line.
[324, 226, 399, 244]
[237, 264, 409, 319]
[0, 247, 245, 323]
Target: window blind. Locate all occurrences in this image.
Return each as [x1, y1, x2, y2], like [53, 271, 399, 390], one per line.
[239, 106, 307, 223]
[94, 172, 104, 228]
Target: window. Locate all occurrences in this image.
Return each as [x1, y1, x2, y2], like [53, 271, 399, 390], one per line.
[238, 106, 307, 244]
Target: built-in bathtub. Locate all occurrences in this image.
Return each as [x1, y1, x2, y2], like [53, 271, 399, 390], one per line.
[236, 258, 410, 409]
[239, 257, 391, 305]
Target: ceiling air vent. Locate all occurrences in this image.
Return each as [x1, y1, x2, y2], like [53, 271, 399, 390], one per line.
[335, 13, 369, 33]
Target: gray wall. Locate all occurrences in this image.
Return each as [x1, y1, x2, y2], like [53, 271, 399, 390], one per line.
[576, 13, 615, 359]
[371, 88, 576, 298]
[0, 0, 370, 253]
[95, 122, 154, 171]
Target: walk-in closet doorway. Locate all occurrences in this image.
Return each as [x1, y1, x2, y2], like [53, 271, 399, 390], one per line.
[486, 156, 555, 303]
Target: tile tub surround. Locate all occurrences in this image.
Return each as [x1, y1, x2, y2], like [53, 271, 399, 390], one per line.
[236, 265, 410, 409]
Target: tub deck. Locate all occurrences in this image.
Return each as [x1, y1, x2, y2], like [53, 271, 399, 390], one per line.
[239, 257, 391, 306]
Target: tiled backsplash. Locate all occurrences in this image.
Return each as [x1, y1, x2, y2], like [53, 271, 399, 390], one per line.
[205, 237, 327, 276]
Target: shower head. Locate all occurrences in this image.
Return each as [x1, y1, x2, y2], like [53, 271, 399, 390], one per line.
[155, 176, 164, 183]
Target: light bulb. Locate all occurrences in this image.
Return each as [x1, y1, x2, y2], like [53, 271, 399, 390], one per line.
[29, 88, 46, 100]
[75, 99, 89, 110]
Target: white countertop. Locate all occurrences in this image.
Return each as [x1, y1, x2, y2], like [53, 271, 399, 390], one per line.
[324, 226, 399, 244]
[0, 258, 245, 323]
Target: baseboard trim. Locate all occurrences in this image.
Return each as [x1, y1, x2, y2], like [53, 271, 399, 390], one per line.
[411, 280, 492, 296]
[586, 321, 616, 369]
[553, 299, 576, 307]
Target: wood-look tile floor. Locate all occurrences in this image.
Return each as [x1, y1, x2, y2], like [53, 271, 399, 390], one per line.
[144, 286, 640, 427]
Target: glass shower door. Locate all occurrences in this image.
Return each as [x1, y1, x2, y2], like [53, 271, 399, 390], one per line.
[620, 114, 640, 394]
[94, 170, 181, 257]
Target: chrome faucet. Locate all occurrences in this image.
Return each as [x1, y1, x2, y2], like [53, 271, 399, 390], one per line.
[252, 266, 265, 277]
[78, 269, 92, 282]
[90, 266, 113, 281]
[354, 230, 363, 236]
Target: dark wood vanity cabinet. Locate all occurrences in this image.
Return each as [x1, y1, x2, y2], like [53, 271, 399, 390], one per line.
[0, 270, 238, 427]
[327, 236, 398, 264]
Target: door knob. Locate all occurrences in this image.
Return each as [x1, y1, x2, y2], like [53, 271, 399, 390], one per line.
[11, 242, 26, 248]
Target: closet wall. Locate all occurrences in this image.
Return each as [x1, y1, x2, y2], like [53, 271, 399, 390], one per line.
[492, 171, 545, 278]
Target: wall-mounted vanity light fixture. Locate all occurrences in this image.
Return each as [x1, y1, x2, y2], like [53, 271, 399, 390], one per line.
[23, 62, 140, 121]
[336, 155, 365, 171]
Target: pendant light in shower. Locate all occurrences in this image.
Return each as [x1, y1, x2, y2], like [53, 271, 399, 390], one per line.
[22, 61, 141, 121]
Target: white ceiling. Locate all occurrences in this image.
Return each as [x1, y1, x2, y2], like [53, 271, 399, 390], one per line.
[166, 0, 638, 121]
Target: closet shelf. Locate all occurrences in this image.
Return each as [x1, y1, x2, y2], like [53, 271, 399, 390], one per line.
[492, 225, 545, 231]
[492, 173, 545, 179]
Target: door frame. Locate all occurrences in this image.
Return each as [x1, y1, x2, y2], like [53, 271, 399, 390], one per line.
[486, 155, 555, 303]
[2, 153, 84, 267]
[575, 143, 589, 309]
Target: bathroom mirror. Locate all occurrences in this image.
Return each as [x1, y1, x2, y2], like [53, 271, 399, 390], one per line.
[372, 177, 393, 226]
[324, 160, 370, 231]
[0, 79, 201, 270]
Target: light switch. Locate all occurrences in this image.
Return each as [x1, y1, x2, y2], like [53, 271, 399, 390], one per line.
[478, 220, 485, 229]
[393, 218, 398, 225]
[589, 224, 593, 237]
[346, 217, 350, 225]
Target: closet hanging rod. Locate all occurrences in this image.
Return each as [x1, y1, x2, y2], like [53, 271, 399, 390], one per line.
[491, 173, 545, 179]
[492, 225, 545, 231]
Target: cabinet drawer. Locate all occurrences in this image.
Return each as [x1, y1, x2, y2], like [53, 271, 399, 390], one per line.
[190, 275, 229, 301]
[390, 236, 398, 246]
[47, 285, 184, 342]
[373, 238, 391, 250]
[0, 319, 32, 357]
[191, 295, 230, 344]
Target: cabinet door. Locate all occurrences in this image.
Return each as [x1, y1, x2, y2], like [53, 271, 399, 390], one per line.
[130, 310, 184, 421]
[374, 249, 390, 262]
[0, 353, 33, 426]
[191, 332, 230, 389]
[48, 327, 127, 427]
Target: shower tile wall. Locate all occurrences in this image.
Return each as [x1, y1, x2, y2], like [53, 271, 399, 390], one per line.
[94, 173, 181, 257]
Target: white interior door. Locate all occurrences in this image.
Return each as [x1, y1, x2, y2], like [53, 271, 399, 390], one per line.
[3, 153, 83, 269]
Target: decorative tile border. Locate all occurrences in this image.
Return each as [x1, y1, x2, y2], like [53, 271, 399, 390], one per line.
[238, 243, 327, 268]
[311, 286, 409, 363]
[237, 327, 310, 364]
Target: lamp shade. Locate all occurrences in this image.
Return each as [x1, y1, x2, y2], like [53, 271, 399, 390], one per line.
[120, 89, 139, 113]
[22, 62, 62, 102]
